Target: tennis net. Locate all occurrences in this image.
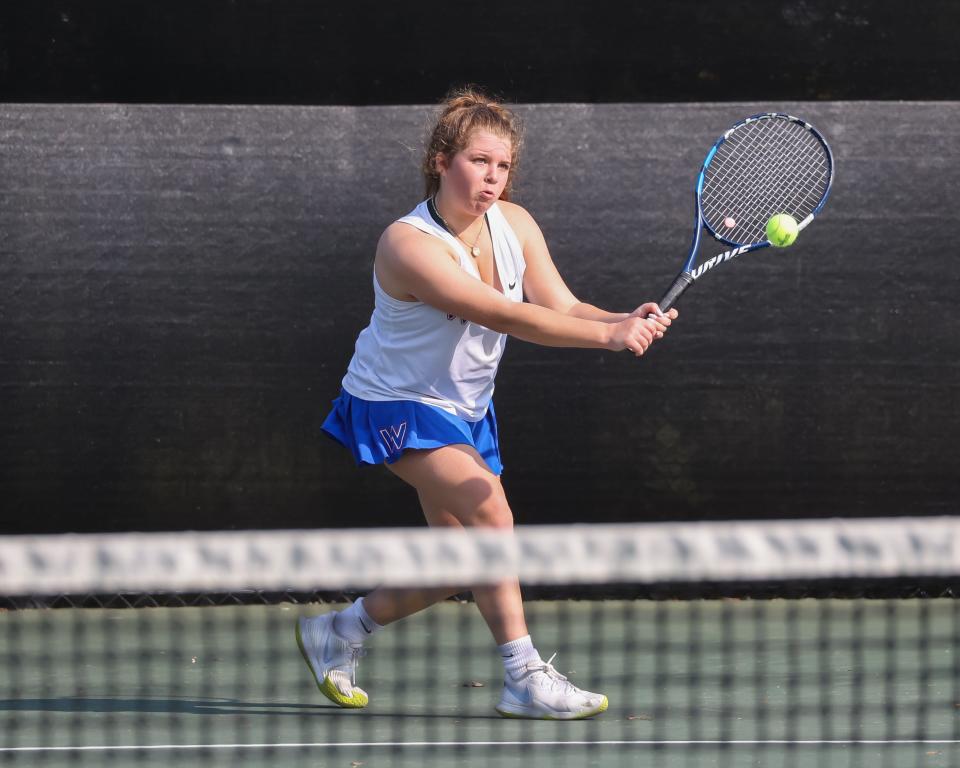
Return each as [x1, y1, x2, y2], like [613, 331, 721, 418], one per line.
[2, 517, 959, 768]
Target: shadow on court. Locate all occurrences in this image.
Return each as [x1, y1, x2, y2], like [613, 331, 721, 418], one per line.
[0, 696, 506, 720]
[0, 697, 321, 716]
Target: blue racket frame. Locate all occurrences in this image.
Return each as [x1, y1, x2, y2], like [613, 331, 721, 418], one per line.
[658, 112, 835, 312]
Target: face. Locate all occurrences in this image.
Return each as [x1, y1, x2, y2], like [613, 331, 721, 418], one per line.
[437, 130, 513, 215]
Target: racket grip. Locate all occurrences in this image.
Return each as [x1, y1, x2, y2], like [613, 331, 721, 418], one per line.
[658, 271, 695, 313]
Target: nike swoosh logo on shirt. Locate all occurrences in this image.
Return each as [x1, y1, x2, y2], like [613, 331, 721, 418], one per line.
[359, 618, 372, 634]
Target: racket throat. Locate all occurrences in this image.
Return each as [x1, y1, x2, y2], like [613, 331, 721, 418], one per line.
[692, 244, 753, 280]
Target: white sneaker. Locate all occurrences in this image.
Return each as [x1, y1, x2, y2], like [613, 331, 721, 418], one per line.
[296, 612, 369, 708]
[495, 653, 608, 720]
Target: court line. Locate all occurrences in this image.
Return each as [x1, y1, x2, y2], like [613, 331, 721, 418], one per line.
[4, 739, 960, 752]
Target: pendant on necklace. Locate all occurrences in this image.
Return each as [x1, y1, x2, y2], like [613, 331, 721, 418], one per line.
[471, 246, 481, 258]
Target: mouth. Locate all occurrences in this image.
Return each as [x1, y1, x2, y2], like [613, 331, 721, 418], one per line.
[479, 190, 497, 200]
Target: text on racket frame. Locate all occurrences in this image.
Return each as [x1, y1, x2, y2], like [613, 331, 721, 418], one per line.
[692, 244, 752, 280]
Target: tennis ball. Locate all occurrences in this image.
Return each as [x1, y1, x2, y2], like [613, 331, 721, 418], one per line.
[766, 214, 799, 247]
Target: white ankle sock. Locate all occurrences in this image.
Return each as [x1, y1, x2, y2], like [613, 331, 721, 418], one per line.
[498, 635, 541, 679]
[332, 597, 382, 646]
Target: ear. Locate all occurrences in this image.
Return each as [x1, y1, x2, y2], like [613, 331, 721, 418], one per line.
[435, 152, 450, 175]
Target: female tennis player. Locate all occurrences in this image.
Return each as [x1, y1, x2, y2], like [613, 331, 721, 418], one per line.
[297, 86, 678, 720]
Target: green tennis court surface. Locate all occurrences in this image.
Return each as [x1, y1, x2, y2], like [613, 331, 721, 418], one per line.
[4, 519, 960, 767]
[3, 598, 958, 768]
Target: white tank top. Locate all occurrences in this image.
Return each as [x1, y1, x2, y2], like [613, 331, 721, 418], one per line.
[341, 200, 526, 421]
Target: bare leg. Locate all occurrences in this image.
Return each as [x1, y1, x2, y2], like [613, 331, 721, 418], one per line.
[361, 444, 529, 645]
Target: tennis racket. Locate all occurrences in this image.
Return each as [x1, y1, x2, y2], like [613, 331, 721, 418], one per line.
[656, 112, 834, 313]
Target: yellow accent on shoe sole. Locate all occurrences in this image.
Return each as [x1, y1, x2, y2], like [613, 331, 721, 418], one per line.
[496, 695, 609, 720]
[295, 620, 369, 709]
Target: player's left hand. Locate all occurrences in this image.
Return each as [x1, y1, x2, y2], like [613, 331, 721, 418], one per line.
[631, 303, 679, 338]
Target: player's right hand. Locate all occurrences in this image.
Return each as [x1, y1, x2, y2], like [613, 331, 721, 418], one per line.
[606, 316, 659, 356]
[631, 303, 678, 339]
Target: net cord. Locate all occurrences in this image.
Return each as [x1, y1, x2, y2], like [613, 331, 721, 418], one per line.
[2, 517, 959, 595]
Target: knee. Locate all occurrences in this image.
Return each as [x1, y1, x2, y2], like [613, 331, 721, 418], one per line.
[458, 483, 514, 530]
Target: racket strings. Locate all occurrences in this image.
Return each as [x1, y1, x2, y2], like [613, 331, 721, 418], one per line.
[711, 120, 829, 213]
[701, 117, 830, 245]
[704, 123, 829, 243]
[707, 127, 828, 239]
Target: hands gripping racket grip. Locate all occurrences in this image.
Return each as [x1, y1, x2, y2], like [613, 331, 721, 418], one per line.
[658, 271, 695, 313]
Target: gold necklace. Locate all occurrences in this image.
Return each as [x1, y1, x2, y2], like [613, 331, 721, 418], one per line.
[459, 222, 484, 258]
[431, 197, 484, 258]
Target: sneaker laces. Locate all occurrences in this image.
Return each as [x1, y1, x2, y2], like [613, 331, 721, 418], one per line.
[344, 645, 367, 688]
[326, 631, 367, 689]
[530, 653, 579, 694]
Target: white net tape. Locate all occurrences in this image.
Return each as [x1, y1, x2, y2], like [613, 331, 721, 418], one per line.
[2, 517, 958, 594]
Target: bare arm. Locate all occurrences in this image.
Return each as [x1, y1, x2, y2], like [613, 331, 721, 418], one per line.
[375, 223, 660, 355]
[498, 201, 678, 331]
[570, 302, 678, 337]
[566, 303, 630, 323]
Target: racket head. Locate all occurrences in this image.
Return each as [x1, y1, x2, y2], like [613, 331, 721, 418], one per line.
[696, 113, 834, 249]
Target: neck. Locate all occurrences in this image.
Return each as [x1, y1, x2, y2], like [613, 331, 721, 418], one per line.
[432, 190, 482, 236]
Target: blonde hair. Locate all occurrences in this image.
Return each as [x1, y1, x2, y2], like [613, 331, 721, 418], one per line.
[422, 86, 523, 201]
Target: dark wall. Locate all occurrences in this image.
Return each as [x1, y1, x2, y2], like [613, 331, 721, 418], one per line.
[2, 1, 958, 104]
[2, 102, 957, 533]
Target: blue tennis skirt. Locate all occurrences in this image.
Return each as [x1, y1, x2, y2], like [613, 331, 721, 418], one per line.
[321, 388, 503, 474]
